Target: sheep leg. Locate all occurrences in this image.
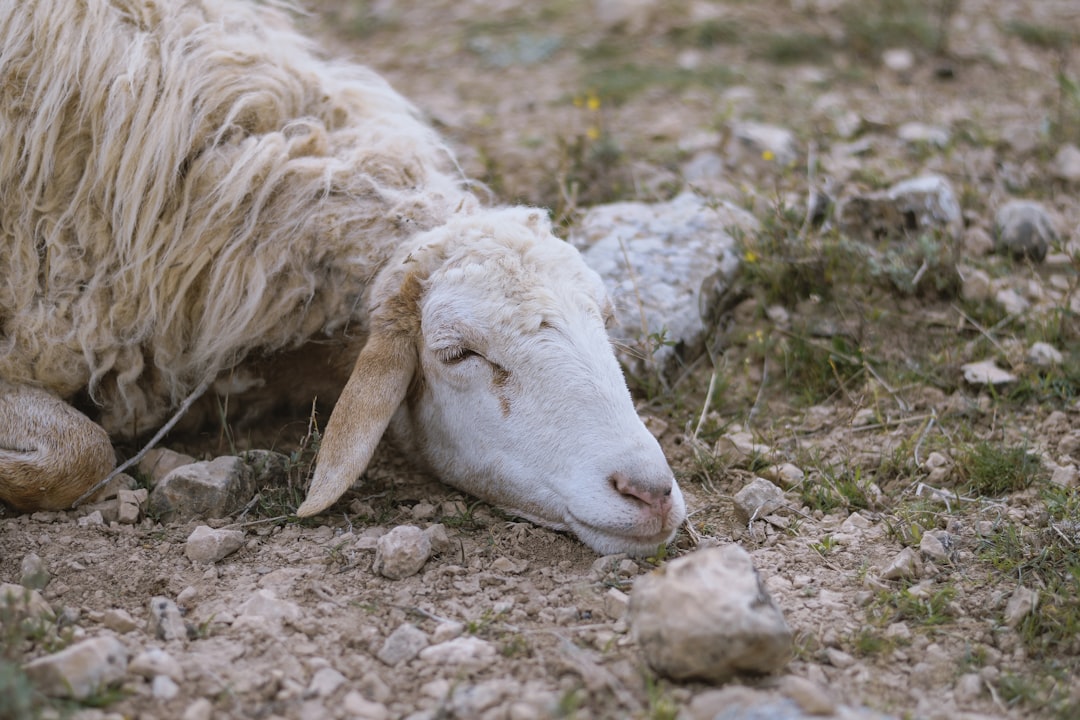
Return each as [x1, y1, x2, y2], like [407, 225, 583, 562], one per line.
[0, 381, 116, 512]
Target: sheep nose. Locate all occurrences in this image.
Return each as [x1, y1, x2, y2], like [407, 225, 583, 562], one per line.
[610, 471, 673, 517]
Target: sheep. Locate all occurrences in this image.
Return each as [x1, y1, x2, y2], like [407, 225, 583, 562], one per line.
[0, 0, 687, 555]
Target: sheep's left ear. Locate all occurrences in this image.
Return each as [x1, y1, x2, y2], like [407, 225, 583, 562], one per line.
[296, 276, 421, 517]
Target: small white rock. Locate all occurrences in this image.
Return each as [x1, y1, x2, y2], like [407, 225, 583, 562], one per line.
[147, 596, 187, 641]
[1004, 586, 1038, 628]
[919, 532, 949, 564]
[376, 623, 429, 666]
[182, 698, 214, 720]
[129, 647, 184, 681]
[1027, 342, 1064, 367]
[603, 587, 629, 621]
[418, 636, 498, 668]
[732, 477, 786, 524]
[185, 525, 245, 564]
[432, 620, 465, 644]
[307, 666, 347, 698]
[373, 525, 432, 580]
[152, 674, 180, 700]
[343, 690, 390, 720]
[882, 47, 915, 72]
[881, 547, 921, 581]
[779, 675, 836, 715]
[961, 360, 1017, 386]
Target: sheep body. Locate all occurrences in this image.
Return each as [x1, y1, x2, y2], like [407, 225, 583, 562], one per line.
[0, 0, 687, 554]
[1, 0, 468, 436]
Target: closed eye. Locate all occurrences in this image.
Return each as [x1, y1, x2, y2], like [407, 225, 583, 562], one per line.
[438, 347, 481, 364]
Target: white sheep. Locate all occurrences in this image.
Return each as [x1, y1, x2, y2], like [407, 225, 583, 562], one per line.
[0, 0, 686, 555]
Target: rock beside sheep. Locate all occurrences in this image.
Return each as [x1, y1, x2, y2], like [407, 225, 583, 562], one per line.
[572, 193, 753, 379]
[148, 456, 255, 522]
[629, 544, 792, 682]
[184, 525, 246, 564]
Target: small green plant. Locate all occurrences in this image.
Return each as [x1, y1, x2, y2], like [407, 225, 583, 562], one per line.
[956, 441, 1043, 496]
[871, 584, 957, 627]
[644, 673, 679, 720]
[811, 534, 838, 557]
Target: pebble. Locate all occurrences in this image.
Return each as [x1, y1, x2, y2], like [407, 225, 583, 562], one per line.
[1004, 586, 1038, 628]
[1052, 143, 1080, 182]
[235, 588, 302, 625]
[23, 635, 128, 700]
[307, 666, 347, 697]
[432, 620, 465, 643]
[138, 447, 197, 484]
[184, 525, 246, 564]
[78, 510, 105, 527]
[733, 477, 786, 523]
[629, 544, 792, 681]
[730, 121, 800, 166]
[881, 547, 921, 581]
[1050, 464, 1078, 488]
[716, 432, 774, 463]
[779, 674, 836, 715]
[1027, 341, 1063, 366]
[343, 690, 391, 720]
[129, 647, 184, 681]
[898, 122, 950, 148]
[882, 47, 915, 73]
[0, 583, 53, 622]
[20, 552, 50, 590]
[960, 267, 992, 302]
[152, 674, 181, 699]
[760, 463, 805, 489]
[837, 174, 962, 241]
[418, 636, 498, 668]
[954, 672, 984, 703]
[603, 587, 629, 620]
[995, 199, 1057, 262]
[961, 360, 1017, 386]
[373, 525, 433, 579]
[147, 596, 188, 641]
[102, 608, 138, 633]
[918, 532, 949, 564]
[182, 698, 214, 720]
[377, 623, 429, 666]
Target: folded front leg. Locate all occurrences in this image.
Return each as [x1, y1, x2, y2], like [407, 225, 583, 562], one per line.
[0, 381, 116, 511]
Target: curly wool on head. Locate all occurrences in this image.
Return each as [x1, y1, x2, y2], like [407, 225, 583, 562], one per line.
[0, 0, 472, 436]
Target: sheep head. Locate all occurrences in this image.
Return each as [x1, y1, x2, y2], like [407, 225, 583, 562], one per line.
[297, 207, 686, 556]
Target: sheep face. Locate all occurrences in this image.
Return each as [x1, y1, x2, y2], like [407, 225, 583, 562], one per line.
[393, 215, 686, 556]
[298, 208, 686, 555]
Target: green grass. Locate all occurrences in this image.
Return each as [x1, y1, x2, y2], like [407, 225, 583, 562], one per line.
[956, 441, 1043, 496]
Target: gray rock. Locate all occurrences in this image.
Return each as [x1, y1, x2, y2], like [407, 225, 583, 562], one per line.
[129, 647, 184, 681]
[147, 596, 188, 641]
[733, 477, 786, 524]
[881, 547, 921, 581]
[373, 525, 432, 580]
[1004, 586, 1038, 628]
[629, 544, 792, 682]
[377, 623, 429, 666]
[148, 456, 255, 522]
[1053, 143, 1080, 182]
[779, 675, 837, 716]
[837, 174, 962, 241]
[918, 532, 950, 564]
[1027, 341, 1063, 366]
[20, 552, 49, 590]
[418, 636, 498, 668]
[101, 608, 138, 633]
[235, 589, 302, 624]
[995, 200, 1057, 261]
[0, 582, 54, 621]
[961, 360, 1017, 386]
[184, 525, 246, 564]
[182, 698, 214, 720]
[116, 488, 146, 524]
[343, 690, 391, 720]
[729, 122, 799, 166]
[882, 48, 915, 73]
[573, 193, 752, 378]
[241, 449, 291, 487]
[307, 666, 347, 697]
[898, 122, 950, 148]
[23, 636, 128, 700]
[152, 674, 181, 699]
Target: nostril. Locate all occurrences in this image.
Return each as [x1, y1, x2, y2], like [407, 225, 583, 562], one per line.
[610, 472, 672, 510]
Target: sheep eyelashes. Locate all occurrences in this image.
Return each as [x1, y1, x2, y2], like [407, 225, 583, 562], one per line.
[0, 0, 686, 555]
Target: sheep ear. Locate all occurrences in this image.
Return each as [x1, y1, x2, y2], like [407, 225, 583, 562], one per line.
[296, 329, 416, 518]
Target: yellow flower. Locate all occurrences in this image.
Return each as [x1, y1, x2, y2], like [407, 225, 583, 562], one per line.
[761, 150, 775, 162]
[586, 93, 601, 111]
[586, 126, 601, 141]
[744, 250, 759, 263]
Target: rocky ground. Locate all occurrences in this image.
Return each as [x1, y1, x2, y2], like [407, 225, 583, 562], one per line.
[3, 1, 1080, 719]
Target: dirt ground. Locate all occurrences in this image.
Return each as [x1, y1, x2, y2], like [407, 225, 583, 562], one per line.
[3, 1, 1080, 719]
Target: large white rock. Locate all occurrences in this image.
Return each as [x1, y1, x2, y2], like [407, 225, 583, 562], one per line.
[23, 636, 128, 700]
[629, 544, 792, 681]
[572, 193, 752, 378]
